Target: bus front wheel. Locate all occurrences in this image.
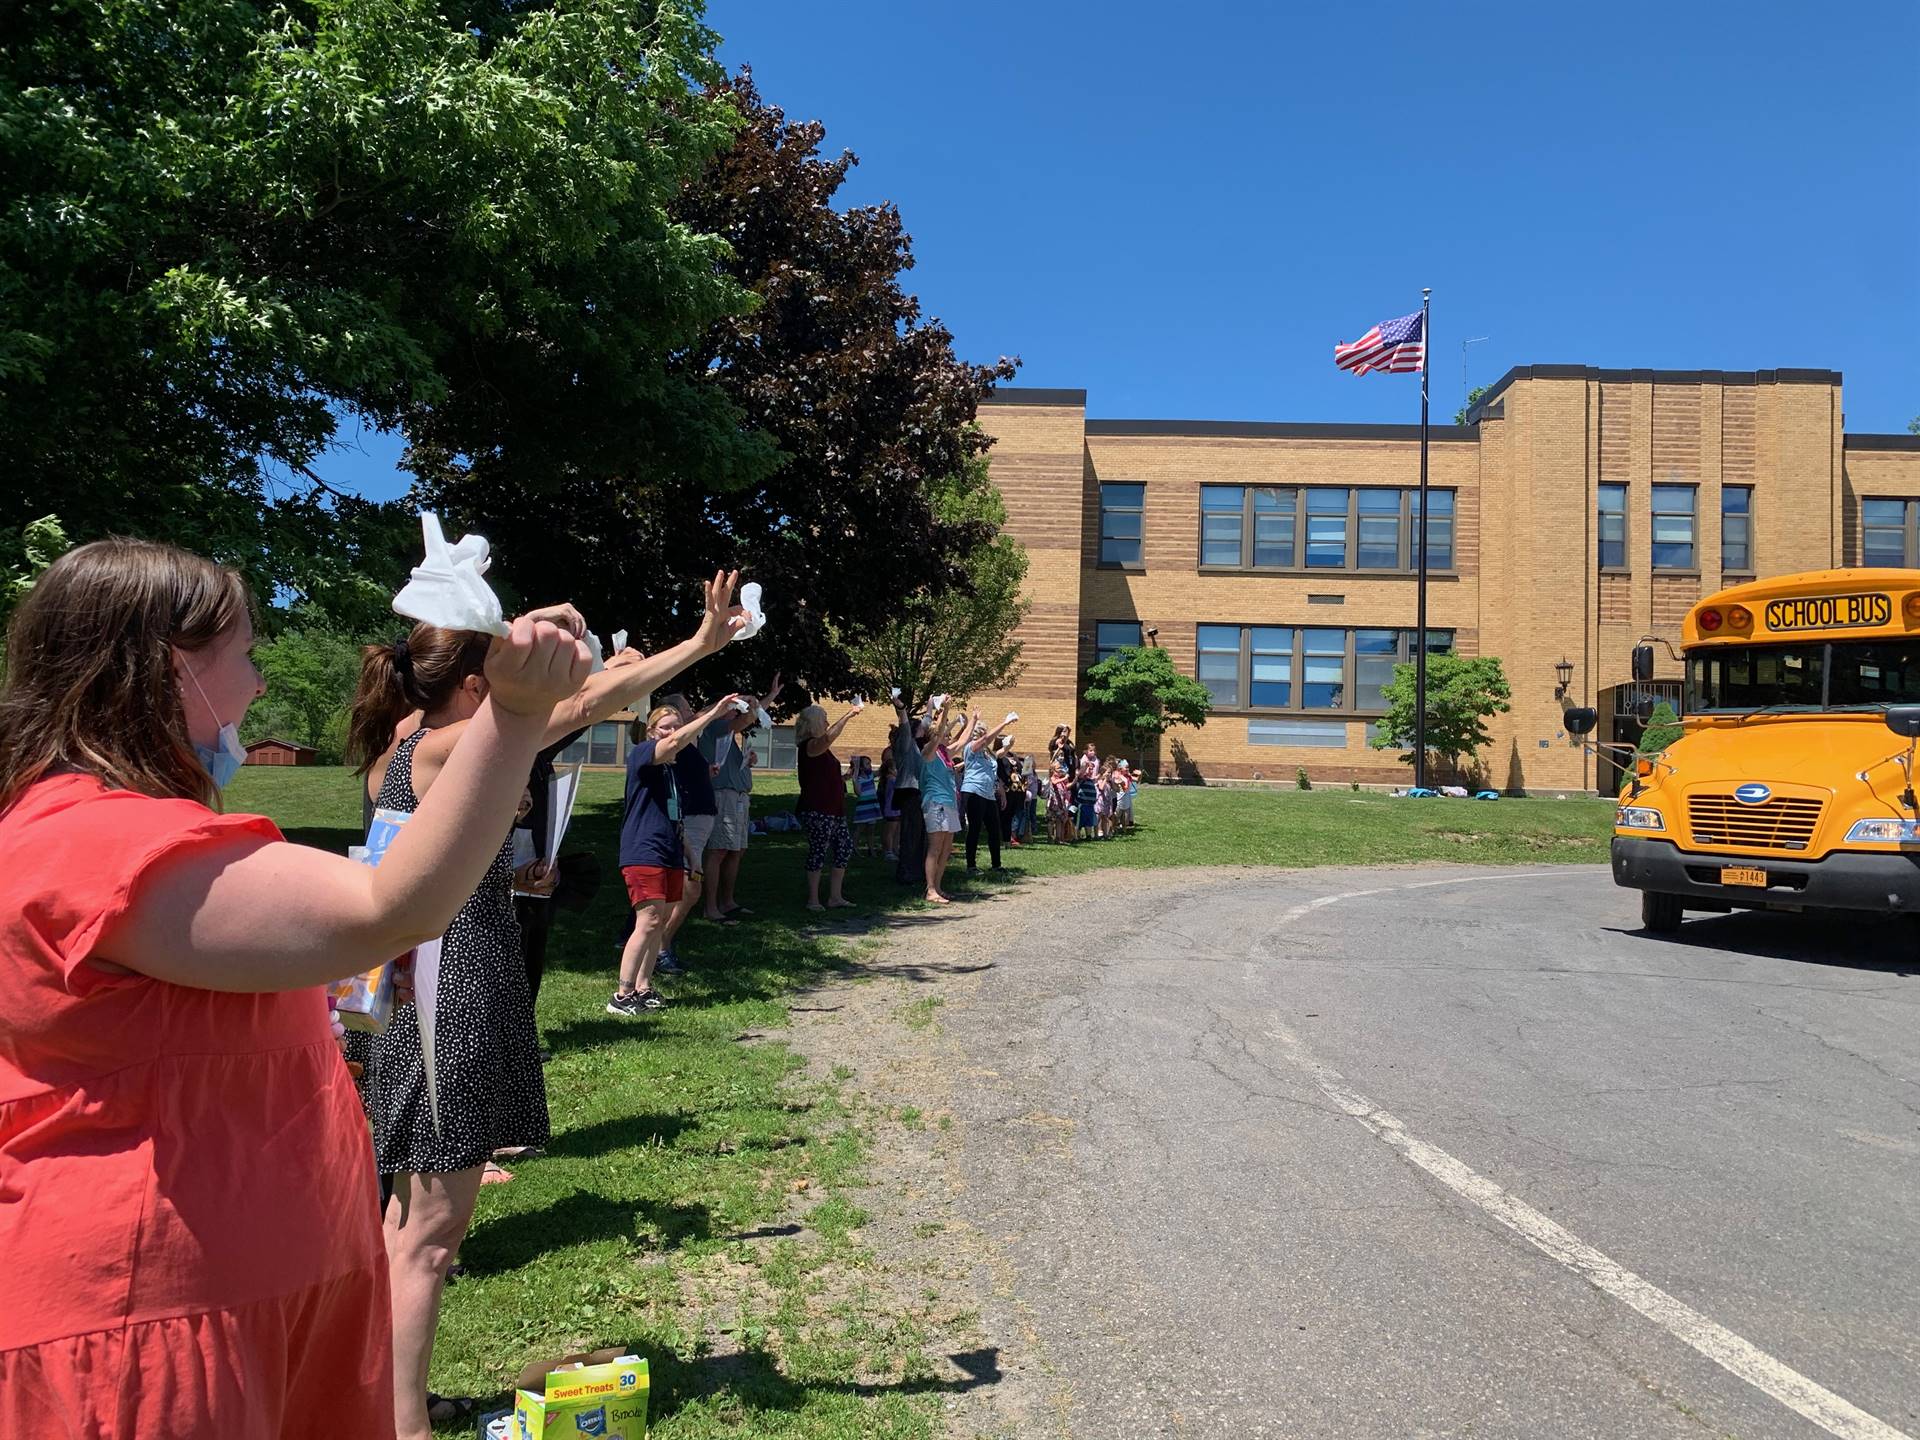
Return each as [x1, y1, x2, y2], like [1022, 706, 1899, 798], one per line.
[1641, 891, 1685, 934]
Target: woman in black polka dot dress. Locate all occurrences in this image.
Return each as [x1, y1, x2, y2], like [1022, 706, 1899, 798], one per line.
[365, 725, 548, 1176]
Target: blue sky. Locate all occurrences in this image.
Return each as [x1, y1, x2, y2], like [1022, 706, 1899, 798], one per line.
[315, 0, 1919, 500]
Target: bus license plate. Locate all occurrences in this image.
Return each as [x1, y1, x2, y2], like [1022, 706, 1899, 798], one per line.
[1720, 866, 1767, 888]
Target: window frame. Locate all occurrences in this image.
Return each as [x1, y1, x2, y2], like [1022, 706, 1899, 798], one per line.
[1093, 620, 1143, 667]
[1721, 485, 1754, 576]
[1194, 485, 1457, 576]
[1861, 497, 1918, 569]
[1193, 625, 1455, 718]
[1650, 482, 1698, 572]
[1598, 482, 1628, 572]
[1099, 482, 1146, 569]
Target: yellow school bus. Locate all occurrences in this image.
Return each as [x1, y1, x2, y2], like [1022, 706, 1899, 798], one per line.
[1604, 569, 1920, 932]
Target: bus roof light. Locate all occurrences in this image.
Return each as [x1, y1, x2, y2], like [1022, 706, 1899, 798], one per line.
[1904, 593, 1920, 623]
[1726, 604, 1752, 630]
[1697, 608, 1724, 633]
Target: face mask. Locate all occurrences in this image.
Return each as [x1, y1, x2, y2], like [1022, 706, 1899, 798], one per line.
[184, 665, 247, 790]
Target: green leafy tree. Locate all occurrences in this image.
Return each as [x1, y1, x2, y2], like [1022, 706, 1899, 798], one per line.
[1908, 414, 1919, 435]
[1454, 385, 1490, 426]
[240, 621, 367, 764]
[1637, 700, 1684, 755]
[3, 0, 759, 615]
[1080, 645, 1211, 767]
[1, 514, 70, 624]
[1369, 653, 1512, 775]
[420, 70, 1017, 693]
[839, 455, 1028, 710]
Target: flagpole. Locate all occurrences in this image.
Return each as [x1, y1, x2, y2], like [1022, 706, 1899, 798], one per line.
[1414, 287, 1431, 792]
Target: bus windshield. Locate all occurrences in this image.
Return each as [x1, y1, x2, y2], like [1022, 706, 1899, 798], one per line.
[1688, 640, 1920, 713]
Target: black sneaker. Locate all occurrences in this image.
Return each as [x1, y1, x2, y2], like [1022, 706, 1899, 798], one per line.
[655, 950, 683, 975]
[605, 991, 644, 1018]
[636, 987, 669, 1011]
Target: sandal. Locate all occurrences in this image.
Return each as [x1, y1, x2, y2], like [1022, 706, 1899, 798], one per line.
[426, 1393, 484, 1425]
[481, 1162, 513, 1185]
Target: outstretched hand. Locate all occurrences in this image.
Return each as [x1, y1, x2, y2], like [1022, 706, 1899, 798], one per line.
[486, 617, 593, 718]
[520, 603, 588, 638]
[693, 570, 747, 654]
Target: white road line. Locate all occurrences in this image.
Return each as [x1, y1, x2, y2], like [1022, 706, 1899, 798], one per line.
[1264, 871, 1914, 1440]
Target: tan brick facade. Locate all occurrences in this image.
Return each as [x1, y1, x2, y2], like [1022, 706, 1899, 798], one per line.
[876, 370, 1920, 794]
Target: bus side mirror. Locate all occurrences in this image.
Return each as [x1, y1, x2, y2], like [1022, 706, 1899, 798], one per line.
[1631, 645, 1654, 682]
[1884, 706, 1920, 739]
[1565, 707, 1599, 737]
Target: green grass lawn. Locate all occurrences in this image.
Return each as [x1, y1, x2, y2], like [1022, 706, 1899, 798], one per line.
[226, 767, 1615, 1437]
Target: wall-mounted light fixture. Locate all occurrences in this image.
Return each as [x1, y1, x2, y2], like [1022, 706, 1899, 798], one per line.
[1554, 656, 1575, 699]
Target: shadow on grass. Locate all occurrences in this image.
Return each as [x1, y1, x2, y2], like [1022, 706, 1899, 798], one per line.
[463, 1191, 712, 1274]
[646, 1342, 1005, 1423]
[543, 1112, 691, 1160]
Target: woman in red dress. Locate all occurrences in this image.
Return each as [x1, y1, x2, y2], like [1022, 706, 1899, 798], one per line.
[0, 539, 590, 1440]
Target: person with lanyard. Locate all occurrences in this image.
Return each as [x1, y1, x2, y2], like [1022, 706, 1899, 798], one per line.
[700, 674, 781, 922]
[609, 694, 742, 1016]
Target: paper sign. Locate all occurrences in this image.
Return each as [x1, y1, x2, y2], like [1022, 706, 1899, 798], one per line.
[391, 513, 511, 638]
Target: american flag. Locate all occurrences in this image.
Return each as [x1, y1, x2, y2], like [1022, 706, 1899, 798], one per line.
[1333, 309, 1425, 375]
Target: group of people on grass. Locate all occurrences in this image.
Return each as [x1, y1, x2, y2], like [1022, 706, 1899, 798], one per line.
[0, 535, 1143, 1440]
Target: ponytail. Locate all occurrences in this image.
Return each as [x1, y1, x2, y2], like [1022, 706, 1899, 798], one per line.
[345, 623, 490, 776]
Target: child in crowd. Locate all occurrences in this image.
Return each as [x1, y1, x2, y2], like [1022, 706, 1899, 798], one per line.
[1074, 761, 1098, 841]
[1006, 759, 1030, 846]
[1095, 757, 1115, 838]
[878, 748, 900, 861]
[1050, 762, 1075, 843]
[613, 694, 742, 1017]
[1119, 760, 1138, 833]
[850, 753, 882, 856]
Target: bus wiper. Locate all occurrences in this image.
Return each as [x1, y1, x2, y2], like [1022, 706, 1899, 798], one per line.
[1735, 702, 1819, 722]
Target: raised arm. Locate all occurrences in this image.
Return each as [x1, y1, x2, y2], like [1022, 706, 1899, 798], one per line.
[537, 571, 745, 746]
[805, 698, 865, 757]
[655, 694, 744, 763]
[98, 618, 592, 992]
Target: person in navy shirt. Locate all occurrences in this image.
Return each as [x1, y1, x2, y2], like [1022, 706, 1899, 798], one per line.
[610, 693, 739, 1017]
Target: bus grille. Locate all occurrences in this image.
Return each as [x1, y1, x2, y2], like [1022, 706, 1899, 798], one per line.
[1686, 795, 1824, 852]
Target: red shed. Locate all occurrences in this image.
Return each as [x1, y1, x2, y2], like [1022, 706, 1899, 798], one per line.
[244, 738, 318, 767]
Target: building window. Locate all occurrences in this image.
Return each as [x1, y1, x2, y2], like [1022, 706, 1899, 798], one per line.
[562, 720, 623, 766]
[1249, 719, 1347, 748]
[1356, 489, 1402, 568]
[1249, 627, 1293, 707]
[1198, 485, 1451, 573]
[1099, 482, 1145, 566]
[1196, 627, 1452, 715]
[1651, 484, 1696, 570]
[1722, 487, 1753, 573]
[1253, 487, 1296, 567]
[1412, 488, 1454, 569]
[1199, 486, 1243, 566]
[1094, 621, 1142, 666]
[1862, 499, 1916, 568]
[1305, 488, 1350, 568]
[766, 724, 798, 771]
[1196, 624, 1242, 707]
[1598, 484, 1627, 569]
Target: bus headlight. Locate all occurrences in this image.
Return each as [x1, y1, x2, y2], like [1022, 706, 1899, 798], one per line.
[1617, 806, 1665, 831]
[1843, 818, 1920, 843]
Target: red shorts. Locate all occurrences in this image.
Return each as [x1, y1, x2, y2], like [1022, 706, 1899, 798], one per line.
[622, 864, 685, 905]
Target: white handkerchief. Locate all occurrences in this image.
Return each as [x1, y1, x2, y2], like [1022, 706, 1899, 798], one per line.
[889, 687, 902, 701]
[929, 694, 949, 713]
[611, 629, 629, 654]
[1006, 711, 1019, 723]
[391, 514, 511, 638]
[730, 698, 750, 713]
[734, 582, 767, 641]
[755, 705, 773, 729]
[584, 630, 606, 673]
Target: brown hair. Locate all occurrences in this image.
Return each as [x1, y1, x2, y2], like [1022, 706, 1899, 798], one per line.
[0, 538, 251, 811]
[344, 623, 491, 776]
